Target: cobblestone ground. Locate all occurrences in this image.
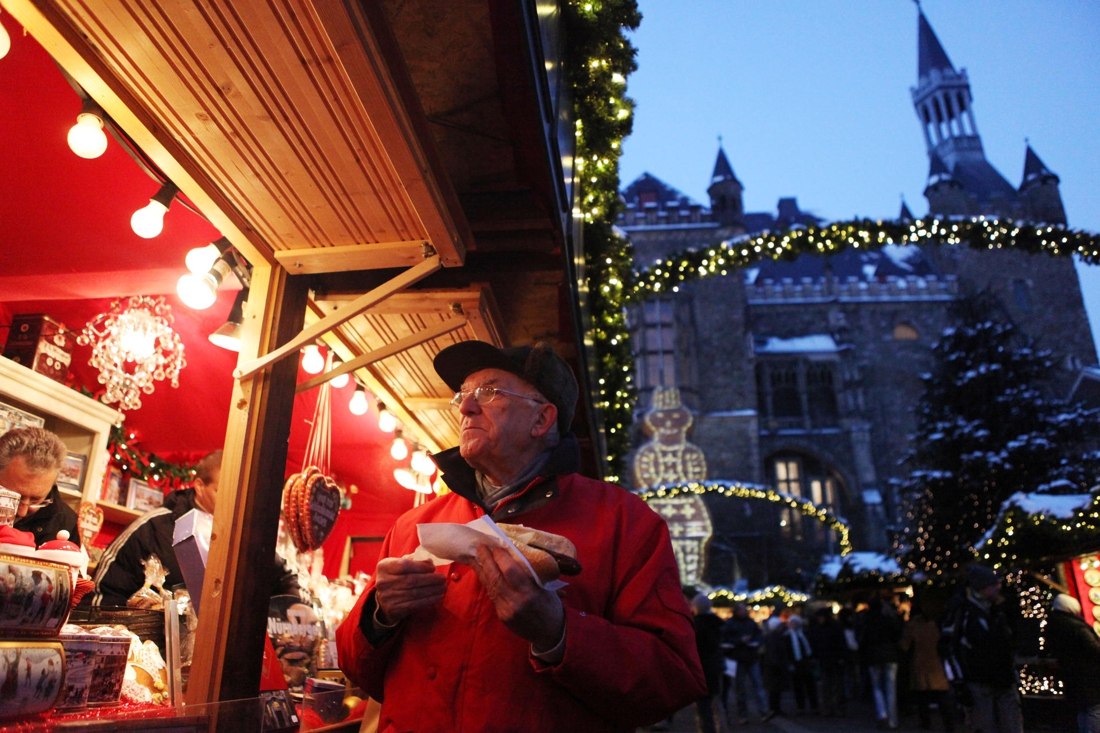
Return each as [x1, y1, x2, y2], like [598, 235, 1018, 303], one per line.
[642, 690, 1075, 733]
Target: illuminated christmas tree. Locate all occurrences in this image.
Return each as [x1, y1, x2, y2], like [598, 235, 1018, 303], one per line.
[898, 291, 1100, 577]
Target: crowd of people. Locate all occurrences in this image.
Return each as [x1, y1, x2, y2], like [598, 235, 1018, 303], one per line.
[686, 563, 1100, 733]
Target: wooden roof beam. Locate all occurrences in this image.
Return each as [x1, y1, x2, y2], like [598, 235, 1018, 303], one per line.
[274, 240, 432, 274]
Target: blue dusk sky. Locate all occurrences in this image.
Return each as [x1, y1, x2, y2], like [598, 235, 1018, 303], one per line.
[619, 0, 1100, 358]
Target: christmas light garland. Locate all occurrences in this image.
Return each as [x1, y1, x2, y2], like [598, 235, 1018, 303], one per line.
[108, 424, 198, 493]
[636, 479, 853, 555]
[977, 492, 1100, 570]
[708, 585, 811, 607]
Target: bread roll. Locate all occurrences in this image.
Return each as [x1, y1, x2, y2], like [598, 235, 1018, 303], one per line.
[497, 523, 581, 583]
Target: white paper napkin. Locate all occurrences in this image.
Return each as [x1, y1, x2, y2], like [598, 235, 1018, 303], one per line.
[414, 515, 565, 590]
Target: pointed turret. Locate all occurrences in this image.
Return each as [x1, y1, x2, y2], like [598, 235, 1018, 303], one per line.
[917, 10, 955, 81]
[1019, 144, 1066, 224]
[912, 8, 1019, 219]
[707, 146, 745, 231]
[899, 200, 915, 222]
[711, 147, 740, 185]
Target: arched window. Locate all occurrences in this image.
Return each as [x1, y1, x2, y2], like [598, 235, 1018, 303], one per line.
[767, 452, 846, 551]
[893, 323, 919, 341]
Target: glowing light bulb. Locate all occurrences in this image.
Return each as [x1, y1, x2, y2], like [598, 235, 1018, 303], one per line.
[348, 386, 368, 415]
[176, 273, 218, 310]
[67, 112, 108, 159]
[301, 345, 325, 374]
[378, 408, 397, 433]
[393, 468, 418, 491]
[390, 437, 408, 461]
[0, 13, 10, 60]
[131, 199, 169, 238]
[329, 360, 350, 389]
[411, 450, 436, 476]
[185, 244, 221, 274]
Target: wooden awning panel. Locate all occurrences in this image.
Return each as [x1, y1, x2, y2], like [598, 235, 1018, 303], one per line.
[14, 0, 470, 267]
[312, 284, 505, 451]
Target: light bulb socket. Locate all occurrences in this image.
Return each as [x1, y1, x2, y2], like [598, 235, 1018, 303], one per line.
[79, 97, 105, 122]
[151, 182, 179, 210]
[226, 288, 248, 325]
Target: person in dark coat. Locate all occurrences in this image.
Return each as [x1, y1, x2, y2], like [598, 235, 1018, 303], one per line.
[901, 600, 955, 731]
[808, 607, 848, 717]
[722, 602, 772, 723]
[0, 428, 79, 546]
[91, 451, 299, 607]
[691, 593, 726, 733]
[858, 593, 903, 729]
[762, 614, 789, 716]
[1045, 593, 1100, 733]
[782, 614, 819, 715]
[941, 565, 1022, 733]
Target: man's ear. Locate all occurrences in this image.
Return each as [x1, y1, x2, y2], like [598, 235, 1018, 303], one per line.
[530, 403, 558, 438]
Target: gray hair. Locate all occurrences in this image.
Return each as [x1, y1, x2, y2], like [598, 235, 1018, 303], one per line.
[1053, 593, 1082, 616]
[0, 428, 67, 475]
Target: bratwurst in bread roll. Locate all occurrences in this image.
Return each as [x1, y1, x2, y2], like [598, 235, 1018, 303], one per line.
[497, 523, 582, 583]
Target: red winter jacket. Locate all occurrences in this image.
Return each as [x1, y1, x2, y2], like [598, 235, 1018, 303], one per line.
[337, 437, 706, 732]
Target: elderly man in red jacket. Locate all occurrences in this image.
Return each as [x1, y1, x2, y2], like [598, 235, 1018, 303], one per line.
[337, 341, 706, 732]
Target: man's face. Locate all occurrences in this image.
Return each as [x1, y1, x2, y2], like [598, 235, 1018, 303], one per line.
[193, 465, 221, 514]
[0, 457, 57, 519]
[979, 582, 1001, 600]
[456, 369, 549, 470]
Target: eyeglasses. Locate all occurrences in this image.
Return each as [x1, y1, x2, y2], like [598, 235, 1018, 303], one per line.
[449, 386, 546, 410]
[18, 497, 53, 510]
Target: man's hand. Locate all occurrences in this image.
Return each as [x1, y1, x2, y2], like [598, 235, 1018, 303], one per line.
[374, 556, 446, 624]
[474, 543, 565, 653]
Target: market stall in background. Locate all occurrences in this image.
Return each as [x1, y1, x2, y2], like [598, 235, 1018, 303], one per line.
[0, 0, 622, 726]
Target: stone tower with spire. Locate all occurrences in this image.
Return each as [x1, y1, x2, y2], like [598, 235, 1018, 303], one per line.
[707, 146, 745, 231]
[912, 8, 1066, 223]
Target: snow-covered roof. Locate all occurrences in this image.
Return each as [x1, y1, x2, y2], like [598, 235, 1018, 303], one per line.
[819, 552, 903, 580]
[756, 334, 839, 354]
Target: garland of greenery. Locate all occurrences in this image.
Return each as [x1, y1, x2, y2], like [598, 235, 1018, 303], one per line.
[708, 585, 810, 607]
[565, 0, 641, 482]
[637, 480, 853, 555]
[108, 424, 198, 493]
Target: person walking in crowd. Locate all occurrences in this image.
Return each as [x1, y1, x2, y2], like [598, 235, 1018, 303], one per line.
[783, 615, 818, 715]
[722, 602, 772, 724]
[859, 592, 904, 730]
[336, 341, 705, 732]
[762, 614, 789, 717]
[941, 565, 1022, 733]
[1045, 593, 1100, 733]
[0, 428, 79, 546]
[691, 593, 726, 733]
[808, 607, 849, 718]
[902, 600, 955, 731]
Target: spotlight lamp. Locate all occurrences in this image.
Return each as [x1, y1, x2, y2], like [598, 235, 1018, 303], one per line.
[131, 182, 178, 238]
[67, 99, 109, 159]
[349, 385, 369, 415]
[390, 431, 409, 461]
[0, 10, 10, 60]
[377, 405, 397, 433]
[176, 256, 230, 310]
[301, 344, 325, 375]
[208, 288, 248, 351]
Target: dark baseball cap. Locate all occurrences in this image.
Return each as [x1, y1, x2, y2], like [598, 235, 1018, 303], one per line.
[434, 341, 578, 434]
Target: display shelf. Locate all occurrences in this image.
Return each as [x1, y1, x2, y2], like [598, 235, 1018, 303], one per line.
[0, 355, 122, 511]
[97, 500, 144, 525]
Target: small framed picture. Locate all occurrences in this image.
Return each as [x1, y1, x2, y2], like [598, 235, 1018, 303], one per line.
[57, 452, 87, 493]
[125, 478, 163, 513]
[101, 467, 123, 505]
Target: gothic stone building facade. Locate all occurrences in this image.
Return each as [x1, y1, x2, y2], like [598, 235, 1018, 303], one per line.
[622, 10, 1096, 592]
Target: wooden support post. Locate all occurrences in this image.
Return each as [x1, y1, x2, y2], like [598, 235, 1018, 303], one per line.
[186, 264, 308, 704]
[294, 316, 467, 394]
[234, 255, 442, 380]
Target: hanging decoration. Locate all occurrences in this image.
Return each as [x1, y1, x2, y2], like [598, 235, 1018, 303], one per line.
[77, 296, 186, 412]
[638, 479, 853, 556]
[283, 356, 342, 552]
[707, 585, 811, 607]
[106, 424, 199, 492]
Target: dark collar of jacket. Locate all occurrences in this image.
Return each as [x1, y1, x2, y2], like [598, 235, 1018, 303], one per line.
[431, 433, 581, 517]
[162, 486, 201, 517]
[14, 484, 75, 544]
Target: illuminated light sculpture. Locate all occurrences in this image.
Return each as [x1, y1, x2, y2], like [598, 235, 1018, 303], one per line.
[78, 296, 186, 412]
[632, 386, 708, 490]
